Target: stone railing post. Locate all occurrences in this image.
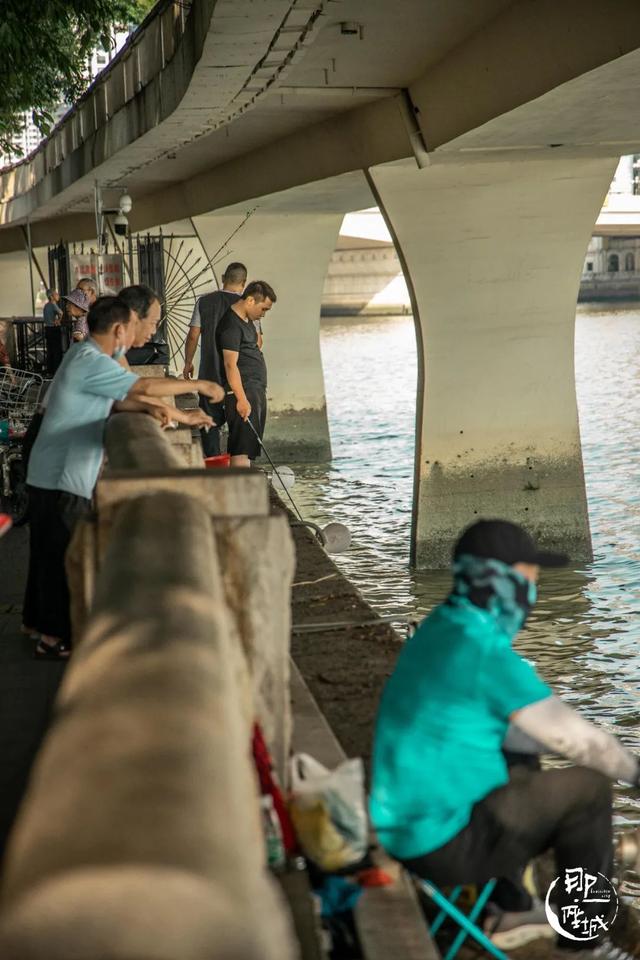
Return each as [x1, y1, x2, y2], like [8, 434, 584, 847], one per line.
[2, 409, 297, 957]
[0, 491, 297, 959]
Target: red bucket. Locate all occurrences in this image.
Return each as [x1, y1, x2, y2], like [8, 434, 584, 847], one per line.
[204, 454, 231, 469]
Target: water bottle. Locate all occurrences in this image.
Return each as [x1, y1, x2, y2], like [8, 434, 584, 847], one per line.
[261, 795, 286, 872]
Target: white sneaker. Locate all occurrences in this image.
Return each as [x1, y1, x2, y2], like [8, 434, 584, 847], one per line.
[484, 903, 555, 950]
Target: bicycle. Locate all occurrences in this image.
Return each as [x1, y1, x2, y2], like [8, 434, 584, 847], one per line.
[0, 367, 45, 525]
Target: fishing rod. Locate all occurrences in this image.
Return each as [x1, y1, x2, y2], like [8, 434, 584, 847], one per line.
[245, 418, 351, 554]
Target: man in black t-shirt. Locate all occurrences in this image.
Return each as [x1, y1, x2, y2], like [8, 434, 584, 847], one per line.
[183, 262, 247, 455]
[217, 280, 277, 467]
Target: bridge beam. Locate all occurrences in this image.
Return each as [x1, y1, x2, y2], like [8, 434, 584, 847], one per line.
[0, 248, 47, 316]
[194, 209, 342, 463]
[369, 156, 617, 568]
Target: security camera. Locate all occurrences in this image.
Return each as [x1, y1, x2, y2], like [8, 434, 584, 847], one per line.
[119, 192, 133, 215]
[114, 212, 129, 236]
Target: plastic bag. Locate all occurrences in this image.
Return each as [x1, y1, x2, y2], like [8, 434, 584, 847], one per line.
[288, 753, 368, 872]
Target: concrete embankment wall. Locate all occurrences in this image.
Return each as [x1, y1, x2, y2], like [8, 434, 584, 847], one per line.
[287, 512, 402, 771]
[0, 412, 298, 960]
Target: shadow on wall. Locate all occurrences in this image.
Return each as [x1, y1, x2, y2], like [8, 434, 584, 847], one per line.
[0, 321, 13, 366]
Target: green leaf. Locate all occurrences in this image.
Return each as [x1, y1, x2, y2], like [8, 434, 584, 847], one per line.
[0, 0, 152, 159]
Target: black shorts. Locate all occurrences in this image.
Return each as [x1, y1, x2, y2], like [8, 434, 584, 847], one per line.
[225, 382, 267, 459]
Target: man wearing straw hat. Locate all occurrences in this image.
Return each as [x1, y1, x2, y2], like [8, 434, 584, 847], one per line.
[62, 288, 91, 344]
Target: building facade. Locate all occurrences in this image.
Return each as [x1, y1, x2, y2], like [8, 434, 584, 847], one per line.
[0, 30, 131, 166]
[580, 235, 640, 301]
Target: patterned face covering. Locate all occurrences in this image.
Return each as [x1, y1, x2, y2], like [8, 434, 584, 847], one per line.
[449, 553, 537, 638]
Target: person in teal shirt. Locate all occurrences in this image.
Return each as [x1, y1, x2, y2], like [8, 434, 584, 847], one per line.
[370, 520, 640, 954]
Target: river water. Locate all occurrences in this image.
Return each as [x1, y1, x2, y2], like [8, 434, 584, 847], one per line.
[292, 304, 640, 852]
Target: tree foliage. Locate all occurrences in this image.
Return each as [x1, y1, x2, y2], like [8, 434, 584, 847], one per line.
[0, 0, 157, 158]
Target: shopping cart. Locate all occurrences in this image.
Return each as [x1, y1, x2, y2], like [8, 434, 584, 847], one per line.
[0, 367, 44, 436]
[0, 367, 45, 524]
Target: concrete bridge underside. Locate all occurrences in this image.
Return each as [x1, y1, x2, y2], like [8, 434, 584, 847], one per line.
[3, 0, 640, 565]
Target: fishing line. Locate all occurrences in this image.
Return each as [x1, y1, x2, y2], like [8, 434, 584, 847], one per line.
[245, 417, 306, 524]
[245, 417, 351, 553]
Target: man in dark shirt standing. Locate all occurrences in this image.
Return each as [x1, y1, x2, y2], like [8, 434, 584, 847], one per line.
[217, 280, 276, 467]
[43, 288, 64, 375]
[43, 288, 63, 326]
[183, 262, 247, 456]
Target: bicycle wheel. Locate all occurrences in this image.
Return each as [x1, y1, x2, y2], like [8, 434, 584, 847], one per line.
[5, 458, 28, 526]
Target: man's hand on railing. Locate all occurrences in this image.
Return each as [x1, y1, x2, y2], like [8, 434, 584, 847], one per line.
[146, 403, 177, 429]
[167, 406, 214, 430]
[119, 398, 214, 430]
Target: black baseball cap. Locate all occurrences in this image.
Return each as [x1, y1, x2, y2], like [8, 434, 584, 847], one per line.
[453, 519, 568, 568]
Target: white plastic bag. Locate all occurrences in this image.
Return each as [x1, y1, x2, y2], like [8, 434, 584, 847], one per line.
[289, 753, 368, 871]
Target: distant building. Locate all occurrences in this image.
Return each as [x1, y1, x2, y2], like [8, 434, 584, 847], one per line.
[578, 155, 640, 301]
[0, 29, 131, 166]
[610, 155, 636, 195]
[323, 159, 640, 317]
[87, 29, 131, 80]
[580, 236, 640, 302]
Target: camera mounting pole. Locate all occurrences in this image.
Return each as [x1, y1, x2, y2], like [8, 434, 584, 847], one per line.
[94, 181, 106, 257]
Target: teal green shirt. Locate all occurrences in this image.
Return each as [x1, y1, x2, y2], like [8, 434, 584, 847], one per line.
[370, 600, 551, 859]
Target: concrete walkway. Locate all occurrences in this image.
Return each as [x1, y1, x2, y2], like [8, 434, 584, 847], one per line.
[0, 527, 66, 862]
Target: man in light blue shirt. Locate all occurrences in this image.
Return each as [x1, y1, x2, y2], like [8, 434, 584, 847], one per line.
[24, 295, 224, 660]
[28, 336, 138, 500]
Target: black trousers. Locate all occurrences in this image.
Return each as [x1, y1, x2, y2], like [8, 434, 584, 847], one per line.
[44, 326, 63, 376]
[402, 765, 613, 920]
[23, 487, 91, 641]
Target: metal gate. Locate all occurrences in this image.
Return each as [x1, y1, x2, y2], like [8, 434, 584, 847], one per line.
[45, 232, 215, 367]
[47, 243, 70, 298]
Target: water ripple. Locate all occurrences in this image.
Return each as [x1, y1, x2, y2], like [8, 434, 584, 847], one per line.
[292, 307, 640, 827]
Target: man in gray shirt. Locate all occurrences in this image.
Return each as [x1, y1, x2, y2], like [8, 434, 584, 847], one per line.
[43, 288, 62, 326]
[183, 262, 247, 456]
[43, 288, 63, 375]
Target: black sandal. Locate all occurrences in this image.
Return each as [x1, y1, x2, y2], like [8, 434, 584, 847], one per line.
[34, 638, 72, 660]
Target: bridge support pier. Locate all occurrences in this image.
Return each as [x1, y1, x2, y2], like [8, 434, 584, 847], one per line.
[194, 209, 342, 463]
[369, 156, 617, 568]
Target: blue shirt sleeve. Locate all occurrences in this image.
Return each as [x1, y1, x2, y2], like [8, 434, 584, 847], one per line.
[483, 643, 552, 719]
[82, 352, 139, 401]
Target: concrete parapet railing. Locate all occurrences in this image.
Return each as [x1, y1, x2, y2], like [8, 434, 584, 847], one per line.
[216, 516, 293, 783]
[106, 399, 203, 469]
[0, 417, 297, 958]
[104, 410, 186, 470]
[130, 364, 170, 378]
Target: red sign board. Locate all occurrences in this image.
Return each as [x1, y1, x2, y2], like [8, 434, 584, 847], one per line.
[68, 254, 124, 294]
